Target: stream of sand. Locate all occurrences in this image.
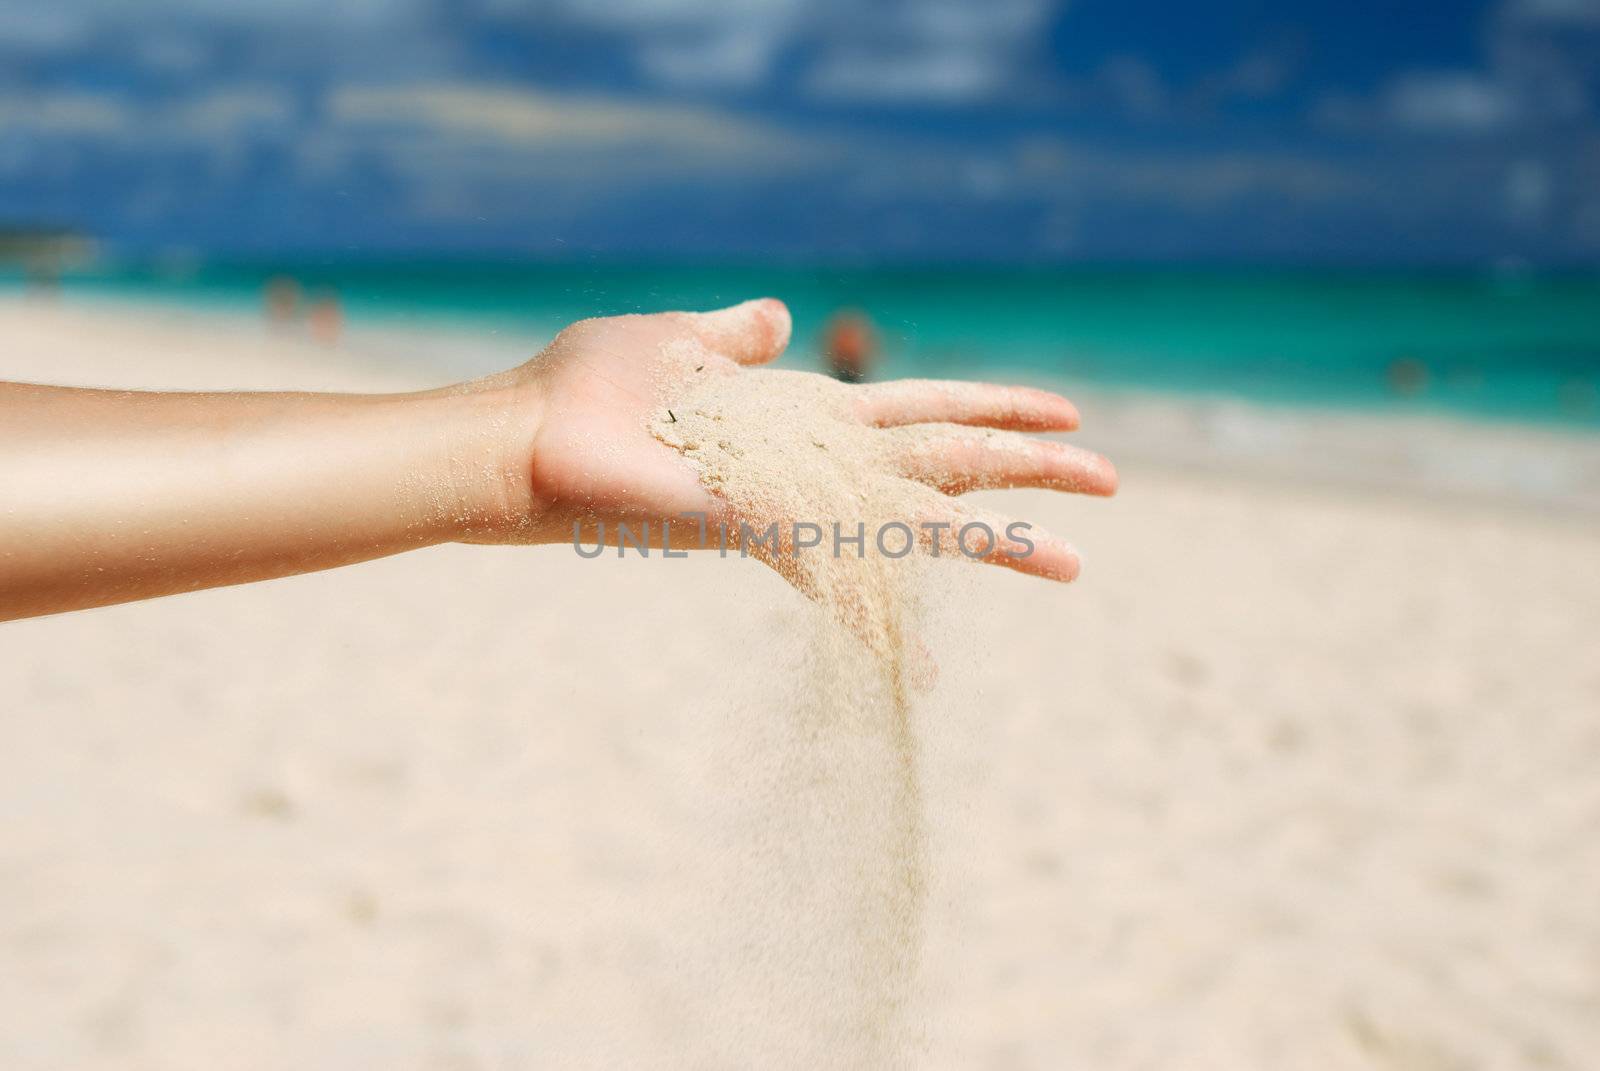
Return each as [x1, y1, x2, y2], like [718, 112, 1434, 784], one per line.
[654, 366, 931, 1061]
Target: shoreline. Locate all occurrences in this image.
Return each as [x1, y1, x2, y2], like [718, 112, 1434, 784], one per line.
[6, 292, 1597, 520]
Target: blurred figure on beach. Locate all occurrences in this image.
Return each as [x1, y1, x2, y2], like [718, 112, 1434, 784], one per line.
[1387, 355, 1429, 397]
[262, 275, 302, 327]
[307, 289, 344, 346]
[822, 309, 878, 383]
[0, 227, 95, 300]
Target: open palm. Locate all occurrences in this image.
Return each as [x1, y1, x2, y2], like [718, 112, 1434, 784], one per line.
[493, 299, 1116, 580]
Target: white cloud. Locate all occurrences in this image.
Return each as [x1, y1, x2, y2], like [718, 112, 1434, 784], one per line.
[1504, 0, 1600, 24]
[1324, 0, 1597, 138]
[7, 0, 1066, 110]
[637, 27, 783, 89]
[0, 92, 130, 133]
[0, 87, 296, 139]
[804, 0, 1055, 104]
[487, 0, 807, 91]
[0, 7, 87, 47]
[108, 0, 422, 24]
[1384, 73, 1520, 131]
[871, 134, 1365, 212]
[492, 0, 1061, 105]
[327, 83, 798, 155]
[290, 80, 842, 230]
[174, 87, 294, 133]
[1066, 44, 1301, 123]
[495, 0, 797, 29]
[1012, 136, 1363, 207]
[806, 48, 1004, 103]
[0, 0, 428, 51]
[130, 33, 212, 76]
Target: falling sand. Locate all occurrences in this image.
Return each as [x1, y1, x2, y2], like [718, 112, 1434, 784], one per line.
[653, 362, 935, 1063]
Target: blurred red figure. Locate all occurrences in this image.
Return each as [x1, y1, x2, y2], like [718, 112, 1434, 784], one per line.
[307, 290, 343, 346]
[823, 309, 878, 383]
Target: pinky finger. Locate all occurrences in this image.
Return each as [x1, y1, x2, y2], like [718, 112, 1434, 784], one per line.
[915, 500, 1083, 582]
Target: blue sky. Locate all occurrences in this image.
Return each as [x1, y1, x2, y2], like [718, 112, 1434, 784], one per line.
[1, 0, 1598, 263]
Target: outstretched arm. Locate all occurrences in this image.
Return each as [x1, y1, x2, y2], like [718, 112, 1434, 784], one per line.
[0, 379, 532, 621]
[0, 299, 1115, 623]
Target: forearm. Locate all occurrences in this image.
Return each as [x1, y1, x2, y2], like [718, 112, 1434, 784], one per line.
[0, 381, 534, 621]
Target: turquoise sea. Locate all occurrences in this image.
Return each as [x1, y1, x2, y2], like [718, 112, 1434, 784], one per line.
[15, 262, 1600, 428]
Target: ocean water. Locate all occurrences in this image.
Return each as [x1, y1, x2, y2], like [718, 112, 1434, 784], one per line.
[15, 261, 1600, 428]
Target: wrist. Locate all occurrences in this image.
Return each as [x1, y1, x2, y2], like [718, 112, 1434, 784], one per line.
[416, 374, 546, 544]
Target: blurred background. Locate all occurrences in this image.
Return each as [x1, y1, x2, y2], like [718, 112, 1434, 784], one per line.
[2, 0, 1599, 423]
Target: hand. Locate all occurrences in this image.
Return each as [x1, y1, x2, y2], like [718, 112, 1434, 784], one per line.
[470, 299, 1117, 581]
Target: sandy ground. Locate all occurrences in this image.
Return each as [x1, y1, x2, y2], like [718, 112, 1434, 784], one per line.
[3, 298, 1599, 1069]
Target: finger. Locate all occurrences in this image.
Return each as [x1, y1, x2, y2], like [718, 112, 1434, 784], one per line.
[915, 500, 1083, 582]
[891, 427, 1118, 496]
[688, 298, 792, 366]
[855, 380, 1080, 431]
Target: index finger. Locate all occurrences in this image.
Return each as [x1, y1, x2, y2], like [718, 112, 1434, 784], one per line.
[685, 298, 792, 366]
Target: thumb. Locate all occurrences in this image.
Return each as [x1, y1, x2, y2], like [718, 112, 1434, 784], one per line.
[691, 297, 791, 366]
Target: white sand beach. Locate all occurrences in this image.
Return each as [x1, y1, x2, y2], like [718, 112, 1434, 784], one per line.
[4, 297, 1600, 1069]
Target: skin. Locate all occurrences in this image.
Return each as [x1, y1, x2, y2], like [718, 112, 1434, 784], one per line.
[0, 298, 1116, 624]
